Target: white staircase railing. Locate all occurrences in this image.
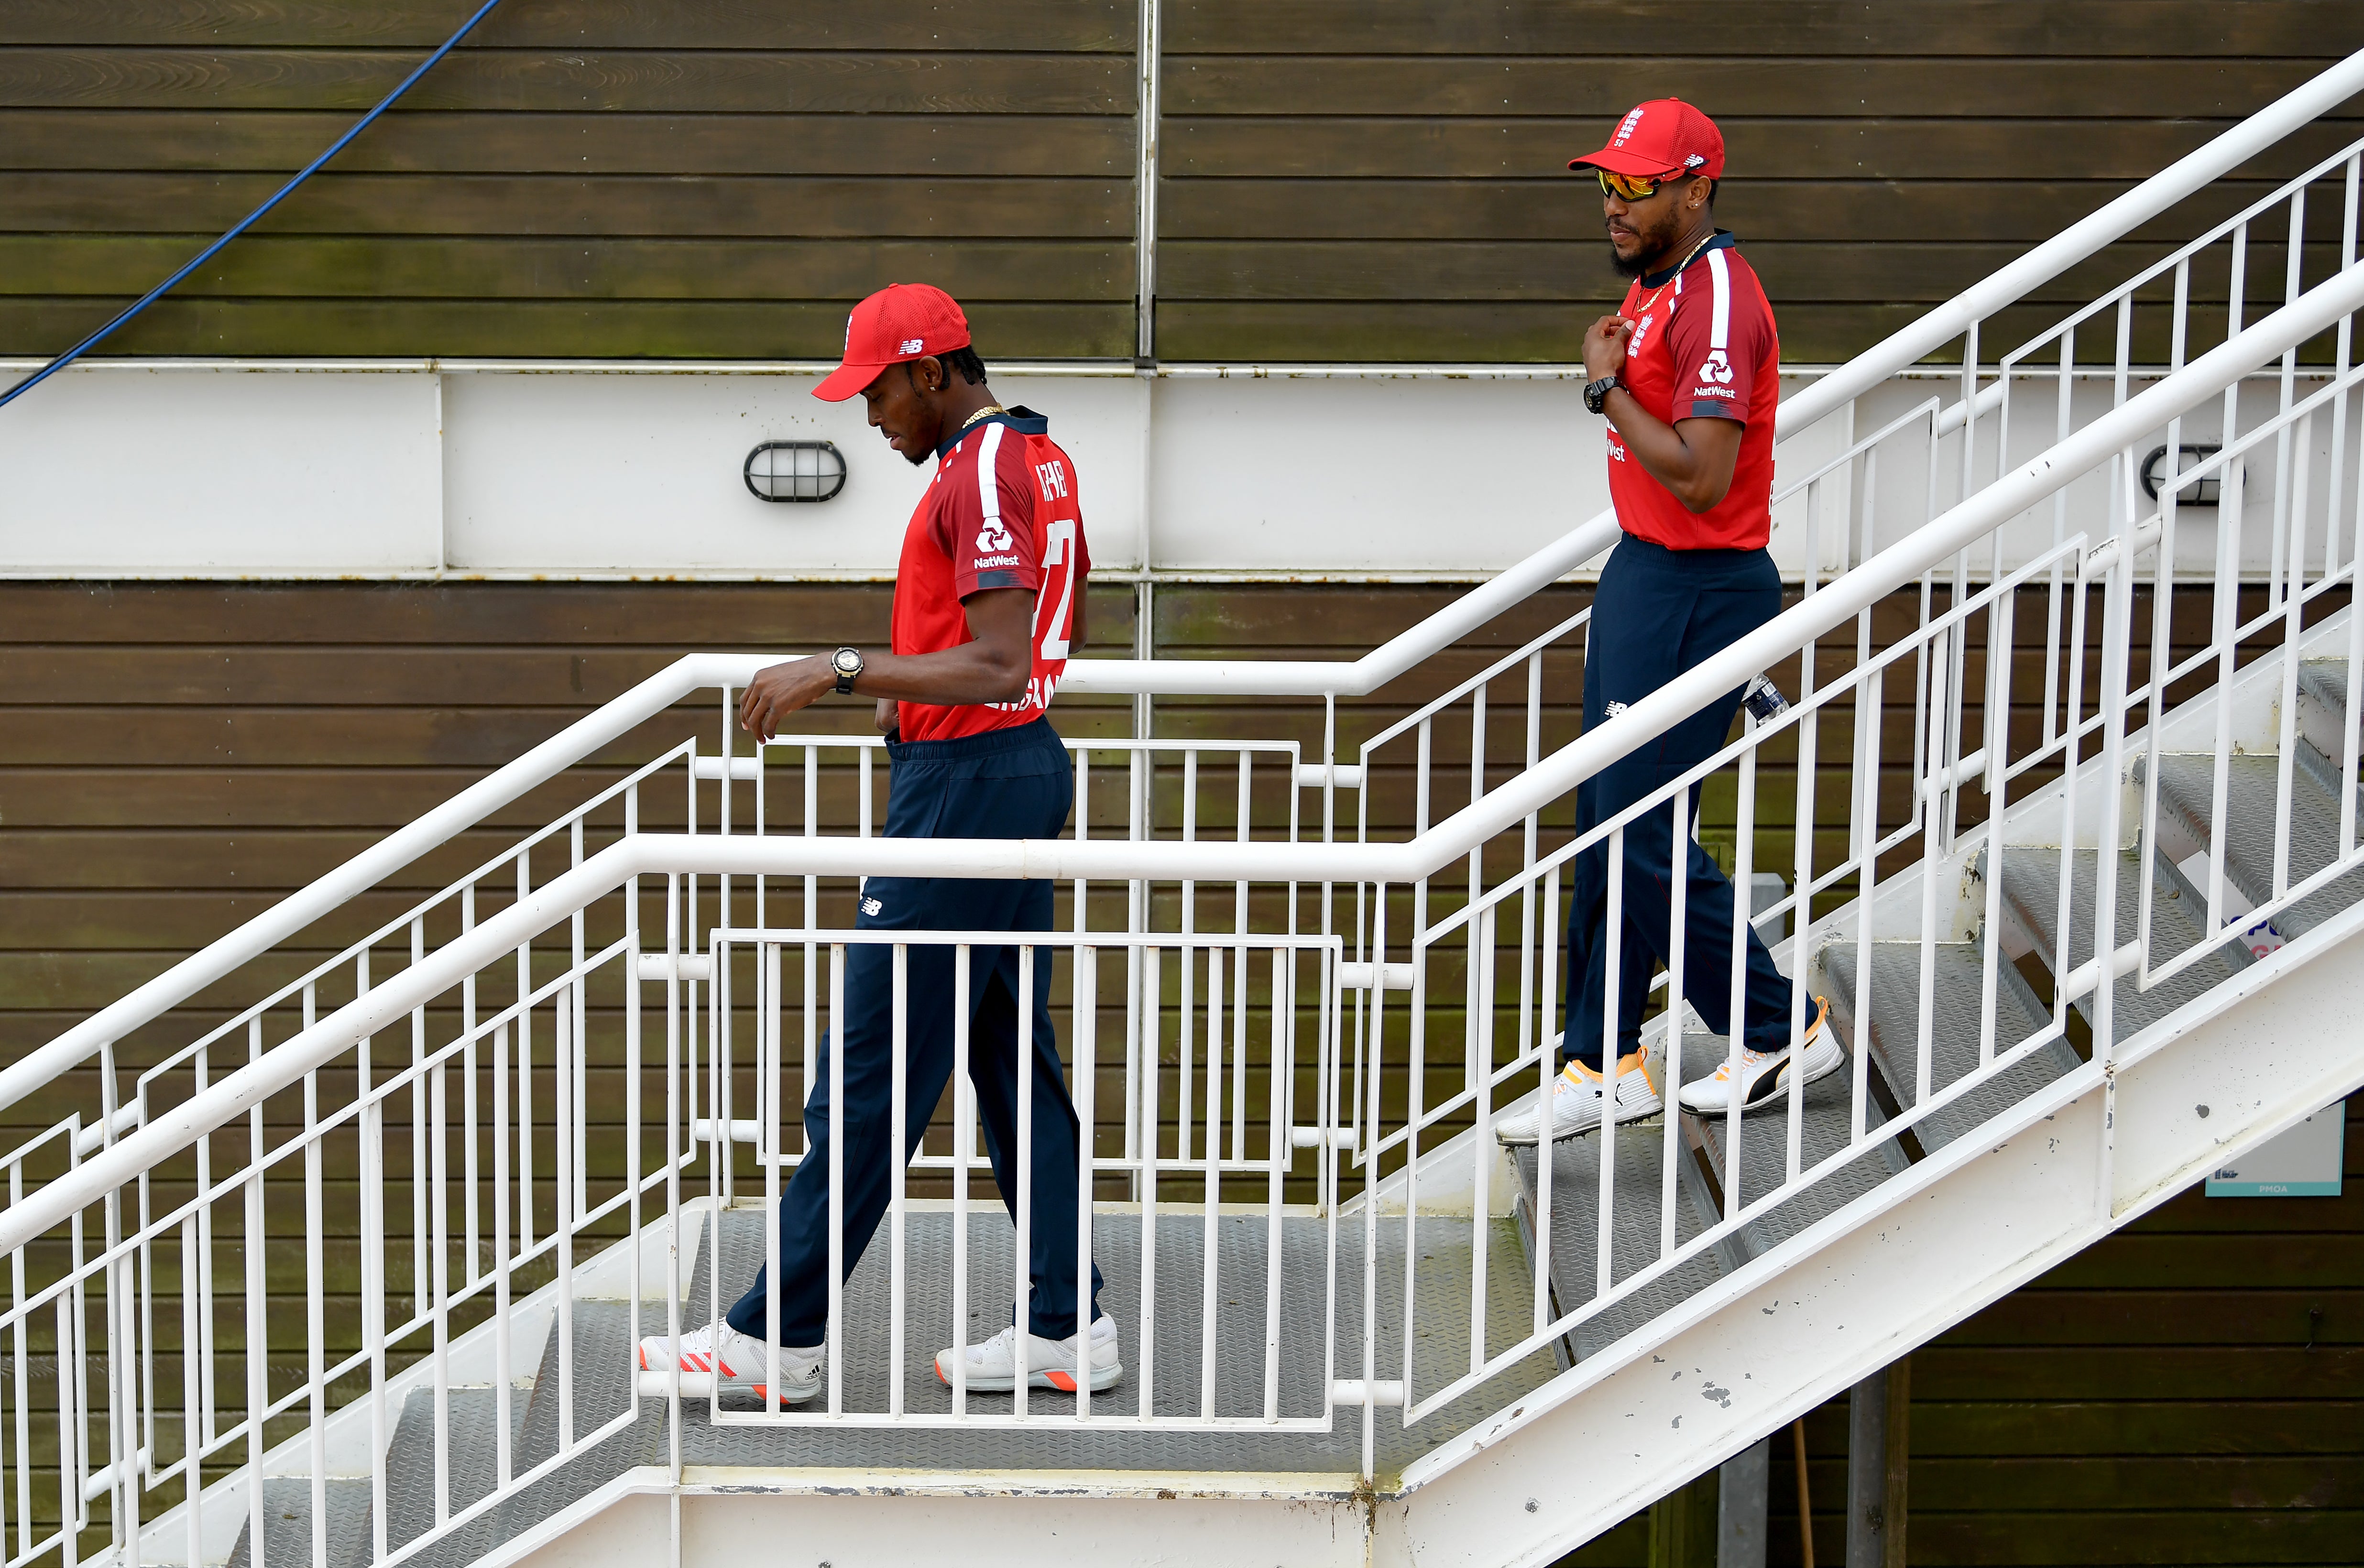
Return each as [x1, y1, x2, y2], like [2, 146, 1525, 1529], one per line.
[7, 46, 2364, 1568]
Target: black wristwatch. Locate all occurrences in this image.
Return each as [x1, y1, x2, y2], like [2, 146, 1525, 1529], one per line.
[1583, 372, 1623, 416]
[830, 645, 864, 696]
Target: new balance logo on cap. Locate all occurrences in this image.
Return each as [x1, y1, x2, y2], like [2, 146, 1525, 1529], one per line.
[899, 338, 923, 354]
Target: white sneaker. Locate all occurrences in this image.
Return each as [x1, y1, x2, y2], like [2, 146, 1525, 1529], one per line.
[1677, 997, 1840, 1115]
[935, 1313, 1123, 1393]
[1493, 1051, 1663, 1145]
[634, 1318, 823, 1403]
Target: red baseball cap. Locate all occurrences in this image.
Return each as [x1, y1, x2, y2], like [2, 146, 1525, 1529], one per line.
[812, 283, 973, 402]
[1568, 98, 1725, 180]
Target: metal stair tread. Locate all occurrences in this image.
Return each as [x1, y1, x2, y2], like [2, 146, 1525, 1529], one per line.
[1686, 1030, 1905, 1259]
[1823, 939, 2076, 1154]
[373, 1383, 522, 1565]
[1509, 1114, 1725, 1364]
[2147, 750, 2364, 938]
[1997, 845, 2244, 1041]
[384, 1208, 1556, 1566]
[2298, 655, 2350, 722]
[226, 1475, 372, 1568]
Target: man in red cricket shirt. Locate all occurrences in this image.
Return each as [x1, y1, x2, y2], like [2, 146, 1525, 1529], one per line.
[1499, 101, 1836, 1146]
[635, 284, 1116, 1402]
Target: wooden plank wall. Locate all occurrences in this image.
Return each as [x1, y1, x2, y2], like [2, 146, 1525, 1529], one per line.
[0, 2, 1142, 359]
[1156, 1, 2364, 364]
[6, 2, 2364, 363]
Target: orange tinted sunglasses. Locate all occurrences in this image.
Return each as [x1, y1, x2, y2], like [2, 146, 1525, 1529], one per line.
[1594, 167, 1683, 201]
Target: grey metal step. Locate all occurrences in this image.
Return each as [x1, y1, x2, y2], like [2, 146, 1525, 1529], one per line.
[1823, 940, 2076, 1154]
[1688, 1031, 1906, 1261]
[2297, 655, 2352, 766]
[1996, 844, 2245, 1042]
[390, 1206, 1556, 1565]
[368, 1384, 524, 1568]
[1510, 1115, 1728, 1363]
[2146, 751, 2364, 939]
[226, 1476, 372, 1568]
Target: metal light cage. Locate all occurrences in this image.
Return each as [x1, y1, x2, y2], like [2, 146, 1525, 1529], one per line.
[744, 439, 847, 502]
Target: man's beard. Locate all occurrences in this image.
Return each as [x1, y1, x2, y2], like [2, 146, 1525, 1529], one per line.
[1608, 211, 1685, 278]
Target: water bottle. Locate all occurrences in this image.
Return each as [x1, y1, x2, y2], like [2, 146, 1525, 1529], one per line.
[1742, 673, 1789, 723]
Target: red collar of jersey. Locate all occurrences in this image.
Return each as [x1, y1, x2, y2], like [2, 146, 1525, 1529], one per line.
[1631, 229, 1737, 291]
[932, 404, 1050, 460]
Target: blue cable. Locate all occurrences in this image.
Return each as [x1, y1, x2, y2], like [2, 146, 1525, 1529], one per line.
[0, 0, 508, 410]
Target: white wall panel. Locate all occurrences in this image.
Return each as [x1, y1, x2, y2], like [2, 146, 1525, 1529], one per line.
[1145, 374, 1595, 574]
[441, 369, 1147, 576]
[3, 359, 2340, 583]
[0, 365, 440, 576]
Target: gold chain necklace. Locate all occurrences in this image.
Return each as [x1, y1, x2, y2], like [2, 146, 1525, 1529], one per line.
[957, 403, 1007, 432]
[1631, 231, 1718, 317]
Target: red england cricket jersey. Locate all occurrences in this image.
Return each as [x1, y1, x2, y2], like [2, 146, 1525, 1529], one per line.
[1605, 233, 1780, 552]
[890, 407, 1091, 743]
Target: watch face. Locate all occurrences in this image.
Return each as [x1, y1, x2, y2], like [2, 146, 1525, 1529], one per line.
[834, 649, 860, 673]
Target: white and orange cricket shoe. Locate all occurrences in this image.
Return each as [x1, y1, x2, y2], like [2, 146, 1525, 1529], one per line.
[1493, 1049, 1663, 1145]
[935, 1314, 1123, 1394]
[1677, 996, 1840, 1115]
[634, 1318, 823, 1404]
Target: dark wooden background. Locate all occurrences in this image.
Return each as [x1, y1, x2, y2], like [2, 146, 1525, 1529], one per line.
[5, 1, 2364, 363]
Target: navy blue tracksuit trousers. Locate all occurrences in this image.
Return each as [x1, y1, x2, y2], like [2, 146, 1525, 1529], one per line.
[1564, 536, 1796, 1071]
[725, 717, 1105, 1345]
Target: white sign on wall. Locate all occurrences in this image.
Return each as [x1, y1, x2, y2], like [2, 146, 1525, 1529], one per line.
[2205, 1104, 2347, 1197]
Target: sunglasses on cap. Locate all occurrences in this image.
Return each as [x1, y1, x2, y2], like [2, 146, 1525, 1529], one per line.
[1594, 166, 1695, 201]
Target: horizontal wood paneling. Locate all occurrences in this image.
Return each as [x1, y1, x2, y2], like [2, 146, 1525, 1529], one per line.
[1165, 59, 2350, 120]
[0, 110, 1136, 175]
[9, 4, 2363, 360]
[0, 3, 1140, 51]
[0, 173, 1131, 237]
[1162, 118, 2364, 183]
[1159, 1, 2364, 362]
[1161, 2, 2364, 58]
[0, 5, 1137, 359]
[0, 236, 1132, 299]
[0, 50, 1134, 114]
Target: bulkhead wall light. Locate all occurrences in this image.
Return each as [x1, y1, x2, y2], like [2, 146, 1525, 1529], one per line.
[744, 440, 847, 502]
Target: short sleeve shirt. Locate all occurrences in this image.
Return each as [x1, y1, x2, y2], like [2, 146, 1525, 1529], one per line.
[1605, 232, 1781, 552]
[889, 406, 1091, 743]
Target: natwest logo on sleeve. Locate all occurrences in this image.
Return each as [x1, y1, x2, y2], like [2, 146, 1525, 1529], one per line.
[974, 519, 1014, 553]
[1696, 348, 1734, 385]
